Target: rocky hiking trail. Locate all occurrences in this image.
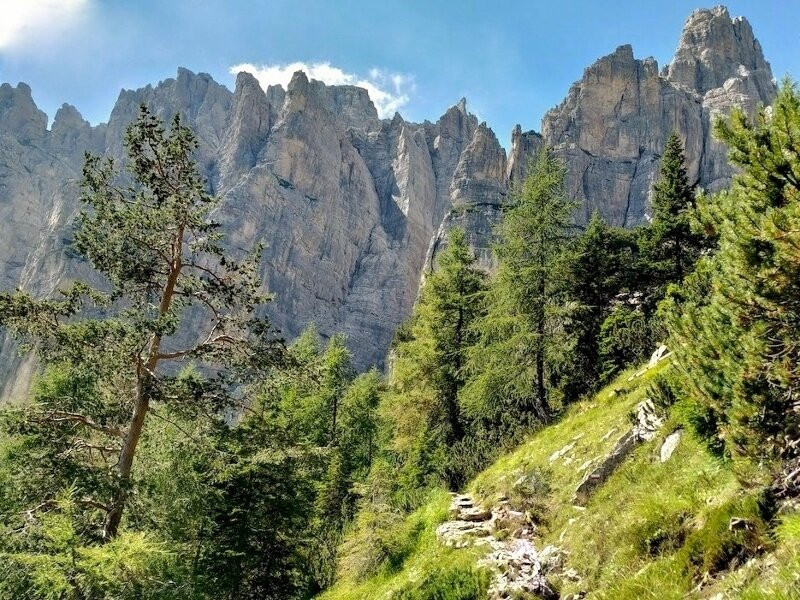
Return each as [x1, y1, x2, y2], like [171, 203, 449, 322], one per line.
[436, 492, 574, 600]
[434, 347, 677, 599]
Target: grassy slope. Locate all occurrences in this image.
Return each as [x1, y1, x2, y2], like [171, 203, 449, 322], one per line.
[323, 362, 800, 599]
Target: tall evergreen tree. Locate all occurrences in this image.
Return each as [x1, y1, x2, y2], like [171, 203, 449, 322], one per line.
[424, 228, 488, 443]
[641, 131, 704, 305]
[462, 148, 577, 428]
[379, 227, 487, 497]
[560, 212, 638, 397]
[0, 105, 284, 540]
[663, 81, 800, 468]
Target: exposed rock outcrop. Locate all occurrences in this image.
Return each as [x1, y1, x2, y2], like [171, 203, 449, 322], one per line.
[538, 6, 775, 226]
[437, 493, 560, 599]
[0, 67, 487, 399]
[572, 400, 665, 505]
[427, 122, 508, 269]
[0, 6, 780, 401]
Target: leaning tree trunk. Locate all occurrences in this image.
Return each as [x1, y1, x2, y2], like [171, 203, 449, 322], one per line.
[103, 232, 183, 538]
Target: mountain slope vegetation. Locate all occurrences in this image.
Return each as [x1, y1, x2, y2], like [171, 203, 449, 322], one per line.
[2, 61, 800, 600]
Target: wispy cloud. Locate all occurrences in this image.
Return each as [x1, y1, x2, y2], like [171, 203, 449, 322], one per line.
[0, 0, 90, 51]
[229, 61, 415, 118]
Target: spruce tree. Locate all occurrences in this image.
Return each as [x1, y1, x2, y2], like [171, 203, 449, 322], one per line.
[641, 131, 704, 305]
[0, 105, 284, 539]
[462, 148, 577, 428]
[560, 212, 638, 397]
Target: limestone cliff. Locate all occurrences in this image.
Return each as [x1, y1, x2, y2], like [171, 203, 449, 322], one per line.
[0, 6, 780, 399]
[0, 67, 482, 397]
[537, 6, 775, 225]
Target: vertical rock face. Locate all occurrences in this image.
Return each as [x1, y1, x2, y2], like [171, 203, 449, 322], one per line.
[535, 6, 775, 226]
[104, 68, 233, 184]
[429, 123, 508, 269]
[540, 45, 706, 225]
[507, 125, 543, 185]
[218, 72, 273, 187]
[0, 66, 486, 398]
[666, 6, 773, 97]
[0, 6, 782, 398]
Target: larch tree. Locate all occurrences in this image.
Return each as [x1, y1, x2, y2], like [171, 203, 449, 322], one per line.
[462, 148, 577, 429]
[378, 227, 487, 494]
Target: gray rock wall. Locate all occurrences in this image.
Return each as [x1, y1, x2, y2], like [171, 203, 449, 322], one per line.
[0, 6, 780, 399]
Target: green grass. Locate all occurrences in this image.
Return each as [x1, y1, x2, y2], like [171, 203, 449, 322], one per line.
[322, 360, 800, 599]
[320, 490, 489, 600]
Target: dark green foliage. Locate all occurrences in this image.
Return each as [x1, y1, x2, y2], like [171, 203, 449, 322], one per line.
[462, 148, 577, 429]
[639, 131, 705, 306]
[663, 81, 800, 467]
[560, 212, 639, 396]
[378, 227, 487, 501]
[597, 305, 653, 383]
[424, 228, 488, 447]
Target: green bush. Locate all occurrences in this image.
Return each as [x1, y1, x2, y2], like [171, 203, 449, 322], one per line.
[598, 306, 654, 384]
[336, 503, 423, 582]
[679, 491, 774, 577]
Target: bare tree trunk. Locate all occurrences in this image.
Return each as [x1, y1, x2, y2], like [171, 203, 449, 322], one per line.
[103, 379, 150, 538]
[103, 227, 184, 538]
[535, 256, 548, 423]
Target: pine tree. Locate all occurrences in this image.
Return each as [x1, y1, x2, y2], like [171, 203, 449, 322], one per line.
[0, 105, 284, 540]
[462, 148, 577, 427]
[663, 81, 800, 468]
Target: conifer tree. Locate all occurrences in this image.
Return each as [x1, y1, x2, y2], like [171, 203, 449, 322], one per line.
[663, 81, 800, 467]
[380, 227, 487, 495]
[0, 105, 284, 539]
[641, 131, 704, 304]
[462, 148, 577, 427]
[560, 212, 638, 397]
[424, 228, 488, 443]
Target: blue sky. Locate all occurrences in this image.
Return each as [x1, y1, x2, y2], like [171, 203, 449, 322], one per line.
[1, 1, 798, 148]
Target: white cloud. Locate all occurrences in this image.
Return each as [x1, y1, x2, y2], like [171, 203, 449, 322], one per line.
[0, 0, 90, 50]
[229, 61, 415, 118]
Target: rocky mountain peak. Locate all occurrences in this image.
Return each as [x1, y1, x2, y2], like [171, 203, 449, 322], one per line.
[106, 68, 232, 169]
[507, 125, 543, 184]
[665, 5, 773, 95]
[287, 70, 310, 95]
[0, 82, 48, 143]
[50, 103, 102, 154]
[313, 81, 379, 130]
[0, 6, 785, 394]
[52, 103, 84, 128]
[218, 71, 273, 187]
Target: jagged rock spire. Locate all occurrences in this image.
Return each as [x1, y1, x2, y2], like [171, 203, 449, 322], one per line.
[665, 5, 773, 96]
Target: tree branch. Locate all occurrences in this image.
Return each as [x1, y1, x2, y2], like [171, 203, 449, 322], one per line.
[39, 410, 125, 438]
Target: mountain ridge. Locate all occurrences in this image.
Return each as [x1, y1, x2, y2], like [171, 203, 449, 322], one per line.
[0, 5, 777, 398]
